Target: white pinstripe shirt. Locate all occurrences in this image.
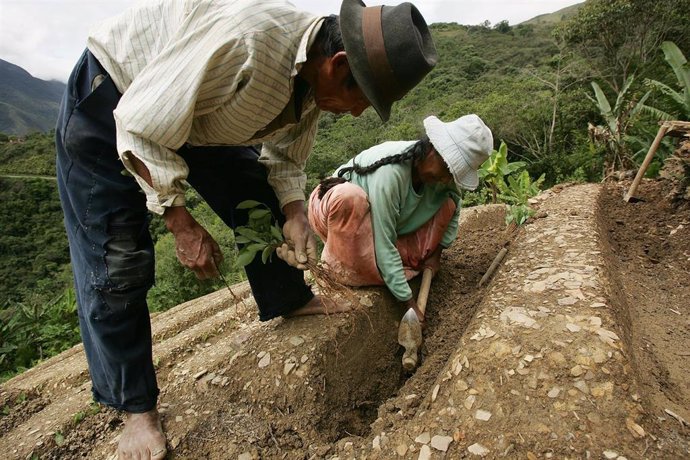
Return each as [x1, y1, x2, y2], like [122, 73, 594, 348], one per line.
[87, 0, 323, 214]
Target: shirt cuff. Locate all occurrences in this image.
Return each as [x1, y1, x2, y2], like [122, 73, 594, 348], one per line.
[146, 193, 186, 215]
[276, 188, 306, 210]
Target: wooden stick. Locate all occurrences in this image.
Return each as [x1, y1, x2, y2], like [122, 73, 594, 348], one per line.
[624, 124, 669, 202]
[417, 268, 434, 316]
[479, 247, 508, 287]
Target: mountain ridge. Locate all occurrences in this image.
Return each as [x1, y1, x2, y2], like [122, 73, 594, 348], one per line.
[0, 59, 65, 135]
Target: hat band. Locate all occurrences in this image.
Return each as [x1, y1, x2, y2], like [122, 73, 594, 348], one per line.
[362, 6, 396, 103]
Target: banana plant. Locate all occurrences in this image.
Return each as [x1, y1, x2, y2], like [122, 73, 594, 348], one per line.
[644, 41, 690, 121]
[498, 170, 546, 226]
[588, 74, 651, 171]
[478, 141, 526, 203]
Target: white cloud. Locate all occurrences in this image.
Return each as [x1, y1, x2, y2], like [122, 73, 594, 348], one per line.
[0, 0, 580, 82]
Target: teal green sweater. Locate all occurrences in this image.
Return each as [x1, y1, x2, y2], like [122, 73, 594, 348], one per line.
[335, 141, 461, 301]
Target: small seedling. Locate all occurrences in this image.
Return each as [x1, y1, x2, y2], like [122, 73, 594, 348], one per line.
[233, 200, 359, 306]
[234, 200, 284, 267]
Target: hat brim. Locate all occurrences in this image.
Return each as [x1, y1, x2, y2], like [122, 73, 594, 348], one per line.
[340, 0, 392, 121]
[424, 116, 480, 191]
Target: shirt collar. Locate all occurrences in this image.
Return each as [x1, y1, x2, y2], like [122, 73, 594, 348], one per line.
[293, 17, 325, 77]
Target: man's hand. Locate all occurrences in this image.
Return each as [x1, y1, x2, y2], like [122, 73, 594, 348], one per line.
[276, 200, 317, 270]
[164, 206, 222, 279]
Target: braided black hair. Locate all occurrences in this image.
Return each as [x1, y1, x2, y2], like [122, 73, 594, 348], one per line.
[317, 136, 432, 199]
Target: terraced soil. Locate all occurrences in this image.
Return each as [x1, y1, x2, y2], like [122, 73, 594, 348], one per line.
[1, 180, 688, 459]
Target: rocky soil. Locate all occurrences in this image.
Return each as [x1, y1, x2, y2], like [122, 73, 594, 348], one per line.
[1, 179, 689, 459]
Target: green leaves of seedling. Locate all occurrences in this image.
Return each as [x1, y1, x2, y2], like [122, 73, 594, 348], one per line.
[478, 141, 545, 226]
[234, 200, 285, 267]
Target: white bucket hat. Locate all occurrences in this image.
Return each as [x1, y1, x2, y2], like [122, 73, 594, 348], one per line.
[423, 114, 493, 190]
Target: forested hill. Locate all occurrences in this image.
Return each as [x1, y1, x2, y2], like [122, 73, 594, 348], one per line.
[0, 59, 65, 135]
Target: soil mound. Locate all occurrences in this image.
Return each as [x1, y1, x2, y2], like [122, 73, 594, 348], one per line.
[1, 181, 688, 459]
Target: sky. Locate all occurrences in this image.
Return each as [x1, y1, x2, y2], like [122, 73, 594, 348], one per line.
[0, 0, 581, 83]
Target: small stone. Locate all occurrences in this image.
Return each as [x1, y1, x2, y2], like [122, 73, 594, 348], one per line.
[468, 443, 490, 457]
[372, 435, 381, 450]
[396, 443, 408, 456]
[547, 387, 560, 398]
[431, 384, 440, 402]
[591, 302, 607, 308]
[603, 450, 618, 459]
[566, 323, 581, 332]
[289, 336, 305, 346]
[591, 382, 614, 398]
[431, 435, 453, 452]
[283, 361, 296, 375]
[548, 351, 566, 366]
[527, 452, 538, 460]
[175, 416, 183, 422]
[523, 354, 535, 363]
[238, 453, 253, 460]
[570, 365, 584, 377]
[573, 380, 590, 394]
[475, 409, 492, 421]
[597, 328, 620, 345]
[258, 353, 271, 368]
[455, 380, 469, 391]
[359, 296, 373, 307]
[575, 355, 593, 367]
[418, 445, 432, 460]
[415, 432, 431, 444]
[300, 355, 309, 363]
[559, 297, 578, 306]
[500, 307, 538, 328]
[625, 418, 645, 438]
[464, 395, 476, 410]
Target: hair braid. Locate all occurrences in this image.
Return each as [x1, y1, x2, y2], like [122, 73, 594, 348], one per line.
[317, 136, 431, 199]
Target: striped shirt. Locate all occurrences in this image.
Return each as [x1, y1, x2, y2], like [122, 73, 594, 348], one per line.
[87, 0, 324, 214]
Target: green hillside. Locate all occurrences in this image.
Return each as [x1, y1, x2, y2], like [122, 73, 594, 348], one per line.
[521, 3, 583, 26]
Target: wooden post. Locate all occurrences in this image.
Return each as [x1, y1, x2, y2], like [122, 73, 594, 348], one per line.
[624, 124, 669, 202]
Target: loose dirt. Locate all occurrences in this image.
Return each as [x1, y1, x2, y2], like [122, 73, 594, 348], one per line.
[1, 179, 688, 459]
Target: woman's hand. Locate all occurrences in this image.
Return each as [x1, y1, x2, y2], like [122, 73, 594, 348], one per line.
[423, 246, 443, 277]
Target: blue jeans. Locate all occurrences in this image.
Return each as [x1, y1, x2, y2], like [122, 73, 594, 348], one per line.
[55, 50, 313, 412]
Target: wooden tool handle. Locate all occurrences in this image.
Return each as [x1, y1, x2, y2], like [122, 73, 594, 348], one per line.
[417, 268, 434, 316]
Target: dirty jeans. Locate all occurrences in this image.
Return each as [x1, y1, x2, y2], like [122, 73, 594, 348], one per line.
[55, 50, 313, 413]
[308, 182, 457, 286]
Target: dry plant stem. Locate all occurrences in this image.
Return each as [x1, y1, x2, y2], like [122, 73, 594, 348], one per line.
[304, 260, 361, 310]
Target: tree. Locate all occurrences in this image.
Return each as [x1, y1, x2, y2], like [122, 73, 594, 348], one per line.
[557, 0, 690, 91]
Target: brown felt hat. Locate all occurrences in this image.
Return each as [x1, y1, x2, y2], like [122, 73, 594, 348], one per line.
[340, 0, 438, 122]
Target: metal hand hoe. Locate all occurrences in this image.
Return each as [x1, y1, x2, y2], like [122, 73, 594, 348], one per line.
[397, 267, 433, 371]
